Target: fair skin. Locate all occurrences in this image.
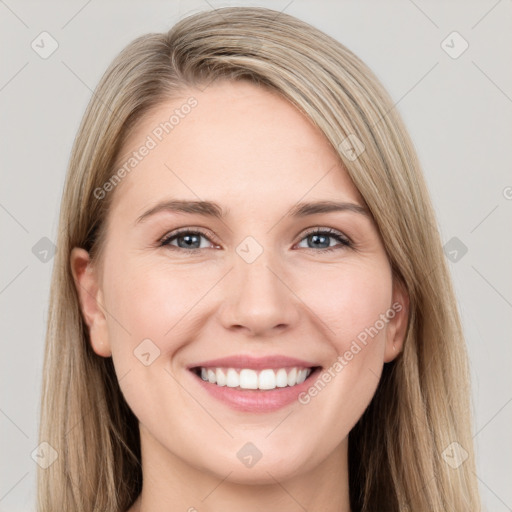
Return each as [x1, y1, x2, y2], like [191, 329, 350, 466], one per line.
[71, 80, 408, 512]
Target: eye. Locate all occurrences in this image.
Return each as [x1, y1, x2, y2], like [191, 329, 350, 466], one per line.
[158, 227, 352, 254]
[159, 228, 217, 253]
[295, 227, 352, 253]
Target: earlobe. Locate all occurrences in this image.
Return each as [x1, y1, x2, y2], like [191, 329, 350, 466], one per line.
[70, 247, 112, 357]
[383, 280, 410, 363]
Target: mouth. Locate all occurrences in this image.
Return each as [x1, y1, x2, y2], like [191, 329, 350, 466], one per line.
[189, 365, 322, 391]
[186, 354, 323, 412]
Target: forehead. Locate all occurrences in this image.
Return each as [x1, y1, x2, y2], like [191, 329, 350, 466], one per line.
[109, 80, 364, 220]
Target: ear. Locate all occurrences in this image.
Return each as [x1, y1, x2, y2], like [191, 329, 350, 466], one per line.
[383, 279, 409, 363]
[70, 247, 112, 357]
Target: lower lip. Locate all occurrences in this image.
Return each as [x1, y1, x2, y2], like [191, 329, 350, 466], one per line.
[189, 367, 322, 413]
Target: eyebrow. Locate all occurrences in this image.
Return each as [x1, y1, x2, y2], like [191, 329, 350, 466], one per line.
[135, 199, 370, 224]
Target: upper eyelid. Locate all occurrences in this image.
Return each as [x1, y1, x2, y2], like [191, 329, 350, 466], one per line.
[159, 226, 217, 243]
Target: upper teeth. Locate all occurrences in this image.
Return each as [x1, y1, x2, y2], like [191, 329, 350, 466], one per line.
[198, 367, 312, 390]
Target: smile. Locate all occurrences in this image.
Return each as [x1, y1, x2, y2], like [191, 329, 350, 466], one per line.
[187, 354, 322, 412]
[192, 366, 314, 390]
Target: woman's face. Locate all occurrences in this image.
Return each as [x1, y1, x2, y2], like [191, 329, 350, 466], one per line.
[72, 80, 408, 484]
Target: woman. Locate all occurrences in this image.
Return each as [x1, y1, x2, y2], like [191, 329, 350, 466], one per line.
[37, 6, 481, 511]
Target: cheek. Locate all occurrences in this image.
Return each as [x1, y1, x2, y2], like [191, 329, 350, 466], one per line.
[297, 261, 393, 350]
[293, 262, 394, 435]
[100, 259, 202, 420]
[103, 259, 205, 352]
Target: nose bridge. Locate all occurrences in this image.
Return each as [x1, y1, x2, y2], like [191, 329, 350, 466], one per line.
[221, 237, 299, 334]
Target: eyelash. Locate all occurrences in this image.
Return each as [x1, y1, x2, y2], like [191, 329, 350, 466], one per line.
[158, 227, 353, 254]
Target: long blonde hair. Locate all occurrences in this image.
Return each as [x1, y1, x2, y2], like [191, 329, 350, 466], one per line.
[38, 7, 481, 511]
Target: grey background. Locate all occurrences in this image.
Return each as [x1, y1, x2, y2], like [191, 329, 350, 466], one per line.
[1, 1, 511, 510]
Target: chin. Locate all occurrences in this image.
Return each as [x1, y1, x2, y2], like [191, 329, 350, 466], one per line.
[200, 448, 316, 485]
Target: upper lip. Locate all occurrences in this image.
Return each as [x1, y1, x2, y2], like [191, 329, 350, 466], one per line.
[188, 355, 321, 371]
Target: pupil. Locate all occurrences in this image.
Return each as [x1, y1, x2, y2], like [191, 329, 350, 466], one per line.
[311, 234, 329, 249]
[179, 234, 199, 249]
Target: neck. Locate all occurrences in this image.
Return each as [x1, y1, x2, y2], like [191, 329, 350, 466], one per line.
[128, 425, 352, 512]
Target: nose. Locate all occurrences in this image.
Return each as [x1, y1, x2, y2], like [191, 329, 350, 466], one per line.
[218, 252, 301, 337]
